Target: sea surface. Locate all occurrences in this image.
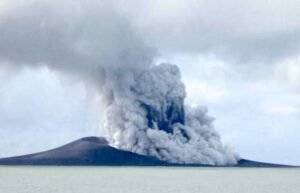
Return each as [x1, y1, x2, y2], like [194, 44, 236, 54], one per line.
[0, 166, 299, 193]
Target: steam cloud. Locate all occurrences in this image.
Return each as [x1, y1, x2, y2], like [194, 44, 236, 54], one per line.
[0, 0, 238, 165]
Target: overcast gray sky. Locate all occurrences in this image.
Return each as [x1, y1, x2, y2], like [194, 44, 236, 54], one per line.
[0, 0, 299, 165]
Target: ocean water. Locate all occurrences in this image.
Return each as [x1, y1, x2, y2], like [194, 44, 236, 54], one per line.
[0, 167, 299, 193]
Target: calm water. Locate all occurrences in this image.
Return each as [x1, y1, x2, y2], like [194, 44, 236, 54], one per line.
[0, 166, 299, 193]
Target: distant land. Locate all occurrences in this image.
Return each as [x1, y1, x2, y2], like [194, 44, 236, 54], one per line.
[0, 137, 295, 167]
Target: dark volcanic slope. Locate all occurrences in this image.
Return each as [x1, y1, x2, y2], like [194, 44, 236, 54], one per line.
[0, 137, 166, 166]
[0, 137, 294, 167]
[236, 159, 293, 168]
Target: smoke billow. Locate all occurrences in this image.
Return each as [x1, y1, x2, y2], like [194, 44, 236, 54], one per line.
[0, 0, 238, 165]
[105, 63, 237, 165]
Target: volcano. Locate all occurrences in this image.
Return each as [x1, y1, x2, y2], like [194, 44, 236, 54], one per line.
[0, 137, 166, 166]
[0, 137, 293, 167]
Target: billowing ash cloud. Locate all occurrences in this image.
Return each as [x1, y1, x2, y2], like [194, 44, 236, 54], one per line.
[104, 63, 237, 164]
[0, 0, 238, 165]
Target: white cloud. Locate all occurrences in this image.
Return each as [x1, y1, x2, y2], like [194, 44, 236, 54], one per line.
[122, 0, 300, 62]
[263, 105, 299, 116]
[185, 81, 227, 105]
[0, 67, 100, 157]
[275, 55, 300, 87]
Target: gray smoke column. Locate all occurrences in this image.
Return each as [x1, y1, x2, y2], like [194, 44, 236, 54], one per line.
[0, 0, 238, 165]
[105, 63, 238, 165]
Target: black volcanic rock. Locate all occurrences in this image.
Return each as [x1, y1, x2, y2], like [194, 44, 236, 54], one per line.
[236, 159, 292, 168]
[0, 137, 295, 167]
[0, 137, 167, 166]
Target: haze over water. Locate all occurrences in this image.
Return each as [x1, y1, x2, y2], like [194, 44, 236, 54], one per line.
[0, 167, 299, 193]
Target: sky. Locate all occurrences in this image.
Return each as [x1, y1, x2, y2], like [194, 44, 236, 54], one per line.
[0, 0, 300, 165]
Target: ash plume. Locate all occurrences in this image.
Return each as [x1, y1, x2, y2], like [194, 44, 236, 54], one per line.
[0, 0, 238, 165]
